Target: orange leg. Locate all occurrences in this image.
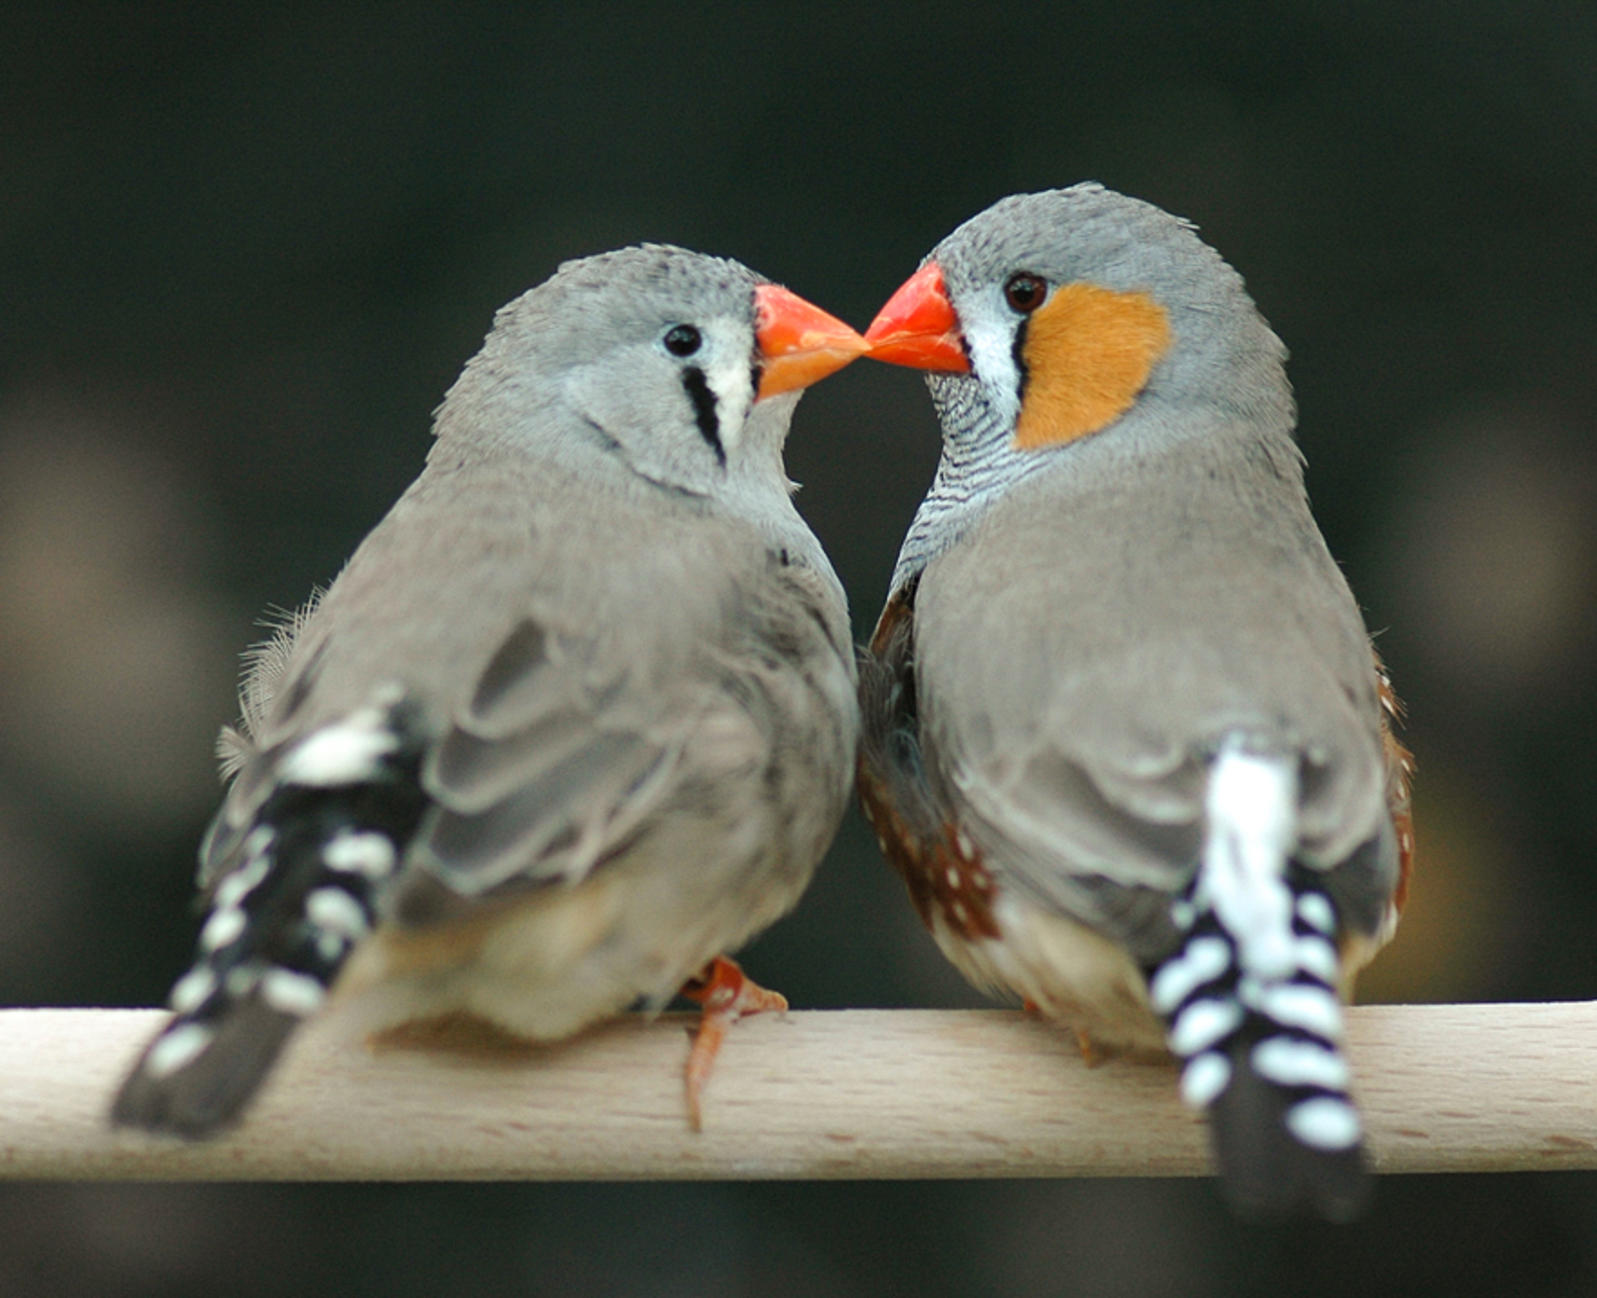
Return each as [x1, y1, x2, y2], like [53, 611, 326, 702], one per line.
[677, 955, 788, 1130]
[1019, 997, 1106, 1067]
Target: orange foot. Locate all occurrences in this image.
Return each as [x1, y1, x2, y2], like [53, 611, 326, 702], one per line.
[677, 955, 787, 1131]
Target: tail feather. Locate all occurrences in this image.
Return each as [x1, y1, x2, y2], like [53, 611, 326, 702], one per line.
[1151, 743, 1369, 1220]
[111, 998, 301, 1138]
[112, 701, 428, 1138]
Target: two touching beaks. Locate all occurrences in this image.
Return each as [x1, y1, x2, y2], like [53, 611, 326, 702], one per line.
[748, 262, 970, 401]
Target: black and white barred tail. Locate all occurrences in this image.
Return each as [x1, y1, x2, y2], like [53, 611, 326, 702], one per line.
[1149, 743, 1368, 1220]
[112, 700, 427, 1138]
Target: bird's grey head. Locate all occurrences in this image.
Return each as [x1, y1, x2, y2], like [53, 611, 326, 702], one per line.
[433, 244, 801, 501]
[927, 184, 1294, 445]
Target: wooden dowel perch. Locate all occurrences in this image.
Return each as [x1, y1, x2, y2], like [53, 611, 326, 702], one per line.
[1, 1005, 1594, 1181]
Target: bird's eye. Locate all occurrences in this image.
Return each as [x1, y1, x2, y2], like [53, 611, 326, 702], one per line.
[1003, 273, 1047, 314]
[663, 324, 702, 357]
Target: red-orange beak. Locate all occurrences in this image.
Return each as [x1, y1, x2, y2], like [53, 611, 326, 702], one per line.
[864, 262, 971, 373]
[753, 284, 869, 400]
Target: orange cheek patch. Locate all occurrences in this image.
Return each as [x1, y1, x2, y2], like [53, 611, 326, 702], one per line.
[1012, 283, 1172, 450]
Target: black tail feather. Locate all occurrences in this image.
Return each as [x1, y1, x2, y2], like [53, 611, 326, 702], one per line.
[111, 998, 301, 1138]
[112, 703, 428, 1138]
[1152, 868, 1369, 1220]
[1208, 1031, 1369, 1220]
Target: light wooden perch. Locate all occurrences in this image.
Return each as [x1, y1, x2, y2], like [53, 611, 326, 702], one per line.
[1, 1005, 1593, 1180]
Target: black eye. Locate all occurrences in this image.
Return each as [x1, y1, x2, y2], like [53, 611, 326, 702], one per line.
[663, 324, 702, 357]
[1003, 273, 1047, 314]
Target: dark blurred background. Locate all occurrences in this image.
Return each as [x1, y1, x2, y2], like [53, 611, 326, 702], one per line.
[3, 4, 1595, 1294]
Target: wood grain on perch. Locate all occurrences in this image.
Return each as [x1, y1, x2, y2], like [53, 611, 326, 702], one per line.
[1, 1005, 1593, 1181]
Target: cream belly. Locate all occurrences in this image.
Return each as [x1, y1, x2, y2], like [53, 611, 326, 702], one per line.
[931, 892, 1168, 1057]
[325, 850, 808, 1045]
[931, 890, 1393, 1060]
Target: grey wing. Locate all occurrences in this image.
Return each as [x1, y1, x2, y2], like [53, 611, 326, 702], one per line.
[390, 615, 688, 924]
[197, 587, 687, 922]
[201, 606, 725, 926]
[922, 699, 1204, 966]
[395, 549, 858, 929]
[197, 456, 699, 906]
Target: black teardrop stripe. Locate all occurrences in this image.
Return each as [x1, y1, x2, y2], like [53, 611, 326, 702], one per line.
[682, 366, 725, 467]
[1010, 316, 1031, 406]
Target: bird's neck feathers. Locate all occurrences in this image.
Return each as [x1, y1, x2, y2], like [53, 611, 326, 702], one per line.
[425, 363, 806, 548]
[890, 305, 1296, 594]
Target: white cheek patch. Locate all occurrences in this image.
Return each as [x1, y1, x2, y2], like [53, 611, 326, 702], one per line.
[961, 315, 1022, 433]
[699, 319, 757, 456]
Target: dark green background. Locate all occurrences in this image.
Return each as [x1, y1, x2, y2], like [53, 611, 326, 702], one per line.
[4, 4, 1595, 1294]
